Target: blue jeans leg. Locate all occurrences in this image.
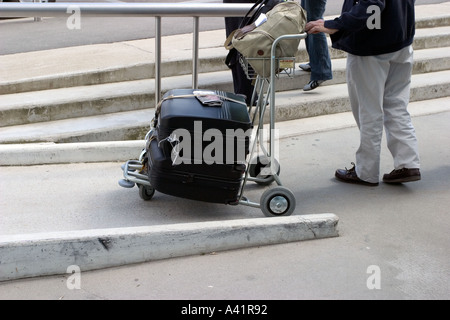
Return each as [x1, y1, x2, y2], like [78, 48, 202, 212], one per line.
[301, 0, 333, 81]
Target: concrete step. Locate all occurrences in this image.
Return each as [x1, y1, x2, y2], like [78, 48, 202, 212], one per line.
[1, 22, 450, 95]
[1, 70, 449, 144]
[1, 2, 449, 145]
[2, 96, 449, 166]
[0, 108, 154, 144]
[1, 45, 449, 128]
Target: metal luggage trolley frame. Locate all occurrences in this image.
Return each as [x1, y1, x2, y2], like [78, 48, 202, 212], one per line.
[119, 33, 307, 217]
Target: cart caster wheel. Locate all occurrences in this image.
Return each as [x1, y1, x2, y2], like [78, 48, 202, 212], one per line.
[138, 184, 155, 201]
[249, 155, 280, 186]
[260, 186, 295, 217]
[118, 179, 135, 188]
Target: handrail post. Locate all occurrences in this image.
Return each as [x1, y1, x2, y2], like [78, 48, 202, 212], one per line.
[192, 16, 200, 89]
[155, 16, 162, 107]
[33, 0, 42, 22]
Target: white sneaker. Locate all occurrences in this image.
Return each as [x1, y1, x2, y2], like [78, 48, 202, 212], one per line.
[299, 63, 311, 72]
[303, 80, 324, 91]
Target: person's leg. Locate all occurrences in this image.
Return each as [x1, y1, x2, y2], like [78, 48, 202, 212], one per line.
[224, 0, 256, 104]
[303, 0, 332, 83]
[345, 53, 390, 184]
[301, 0, 310, 59]
[382, 45, 420, 171]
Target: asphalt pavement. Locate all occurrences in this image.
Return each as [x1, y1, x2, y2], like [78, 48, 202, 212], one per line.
[0, 0, 449, 303]
[1, 105, 449, 300]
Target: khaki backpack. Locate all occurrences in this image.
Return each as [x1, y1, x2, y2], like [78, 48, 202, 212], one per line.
[225, 1, 307, 78]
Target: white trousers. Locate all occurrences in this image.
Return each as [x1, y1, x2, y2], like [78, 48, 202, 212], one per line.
[346, 45, 420, 183]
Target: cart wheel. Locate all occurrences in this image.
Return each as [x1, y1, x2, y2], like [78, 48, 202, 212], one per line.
[260, 186, 296, 217]
[249, 155, 280, 186]
[138, 184, 155, 201]
[118, 179, 135, 188]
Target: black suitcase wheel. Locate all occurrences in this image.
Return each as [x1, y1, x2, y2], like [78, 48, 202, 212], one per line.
[138, 184, 155, 201]
[249, 155, 280, 186]
[260, 186, 296, 217]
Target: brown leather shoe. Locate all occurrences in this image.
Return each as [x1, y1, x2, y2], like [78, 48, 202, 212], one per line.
[383, 168, 421, 184]
[335, 163, 379, 186]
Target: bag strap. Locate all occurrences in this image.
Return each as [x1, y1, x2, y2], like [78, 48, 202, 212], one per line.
[224, 29, 237, 50]
[239, 0, 267, 29]
[224, 0, 268, 50]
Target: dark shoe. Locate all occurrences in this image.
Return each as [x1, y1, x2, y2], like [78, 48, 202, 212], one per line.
[299, 63, 311, 72]
[383, 168, 421, 184]
[335, 162, 379, 187]
[303, 80, 324, 91]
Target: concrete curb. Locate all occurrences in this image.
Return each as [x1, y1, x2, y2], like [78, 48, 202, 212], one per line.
[0, 140, 145, 166]
[0, 214, 339, 281]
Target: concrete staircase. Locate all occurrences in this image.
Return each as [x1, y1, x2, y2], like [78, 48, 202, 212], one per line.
[1, 2, 450, 145]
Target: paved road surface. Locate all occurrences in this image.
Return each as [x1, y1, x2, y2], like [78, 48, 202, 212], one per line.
[0, 109, 449, 300]
[1, 0, 447, 55]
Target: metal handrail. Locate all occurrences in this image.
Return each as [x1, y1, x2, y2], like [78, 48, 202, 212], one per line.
[0, 2, 254, 106]
[0, 3, 254, 17]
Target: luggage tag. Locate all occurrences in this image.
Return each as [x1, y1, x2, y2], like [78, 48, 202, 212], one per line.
[193, 90, 223, 107]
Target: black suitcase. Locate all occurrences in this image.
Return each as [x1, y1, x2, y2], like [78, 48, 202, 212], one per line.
[155, 89, 253, 165]
[145, 88, 253, 204]
[147, 138, 245, 204]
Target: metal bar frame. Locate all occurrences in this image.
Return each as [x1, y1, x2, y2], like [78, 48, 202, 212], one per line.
[269, 33, 307, 183]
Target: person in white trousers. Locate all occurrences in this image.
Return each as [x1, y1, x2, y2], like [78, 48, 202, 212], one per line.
[305, 0, 421, 186]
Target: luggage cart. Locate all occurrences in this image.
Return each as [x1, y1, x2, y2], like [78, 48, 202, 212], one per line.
[119, 33, 307, 217]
